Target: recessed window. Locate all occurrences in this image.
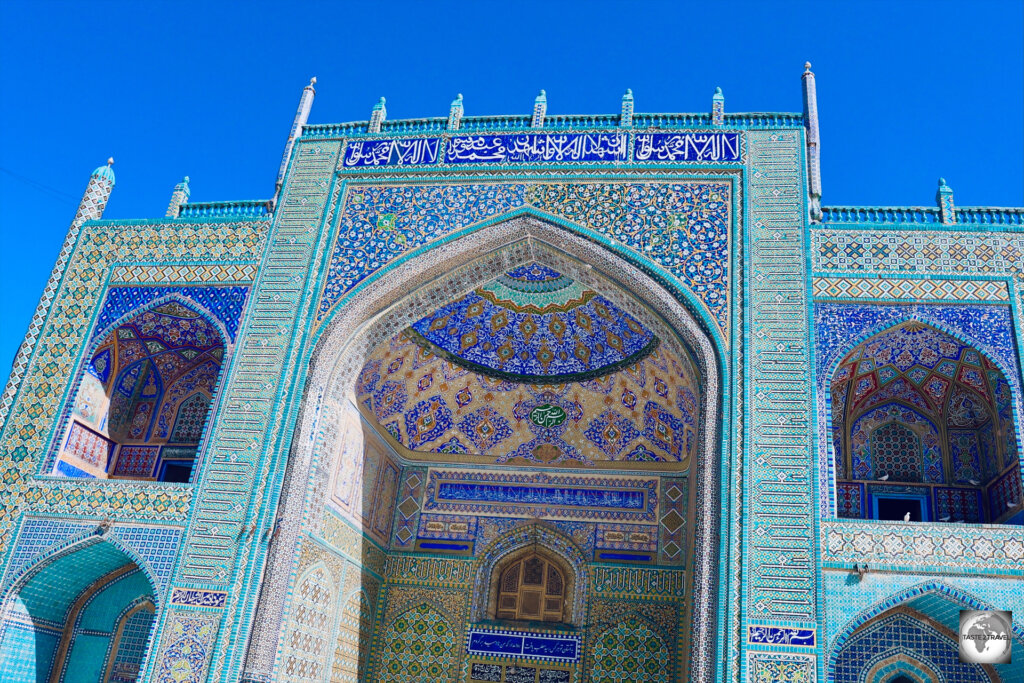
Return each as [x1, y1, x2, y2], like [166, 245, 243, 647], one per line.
[496, 554, 565, 622]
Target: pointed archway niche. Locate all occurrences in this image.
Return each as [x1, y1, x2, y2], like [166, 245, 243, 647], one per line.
[244, 216, 725, 683]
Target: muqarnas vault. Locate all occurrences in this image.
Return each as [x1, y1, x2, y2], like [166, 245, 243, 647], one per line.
[0, 66, 1022, 683]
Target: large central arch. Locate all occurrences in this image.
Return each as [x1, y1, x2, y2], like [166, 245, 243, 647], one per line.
[242, 214, 726, 682]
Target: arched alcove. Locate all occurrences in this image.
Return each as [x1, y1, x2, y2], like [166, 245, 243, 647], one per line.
[242, 215, 725, 683]
[828, 320, 1023, 524]
[0, 536, 159, 683]
[827, 582, 1024, 683]
[52, 295, 230, 483]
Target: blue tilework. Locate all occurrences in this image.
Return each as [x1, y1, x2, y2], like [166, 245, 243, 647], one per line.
[833, 613, 987, 683]
[409, 265, 657, 383]
[91, 285, 250, 343]
[0, 621, 59, 683]
[4, 519, 94, 580]
[319, 182, 732, 335]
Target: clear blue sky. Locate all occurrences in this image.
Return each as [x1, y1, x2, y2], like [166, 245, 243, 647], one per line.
[1, 0, 1021, 386]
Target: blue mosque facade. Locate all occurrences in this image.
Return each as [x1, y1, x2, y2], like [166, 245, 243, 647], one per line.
[0, 65, 1020, 682]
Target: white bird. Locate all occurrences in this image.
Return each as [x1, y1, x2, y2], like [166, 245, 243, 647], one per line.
[1009, 501, 1018, 509]
[877, 474, 890, 481]
[939, 515, 951, 522]
[969, 479, 980, 486]
[903, 512, 911, 522]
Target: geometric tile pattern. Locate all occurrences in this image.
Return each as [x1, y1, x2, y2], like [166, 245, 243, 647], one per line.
[110, 263, 259, 285]
[357, 314, 701, 466]
[747, 652, 816, 683]
[822, 519, 1024, 573]
[813, 276, 1009, 302]
[409, 264, 658, 383]
[319, 181, 733, 336]
[153, 611, 219, 683]
[743, 130, 816, 627]
[833, 612, 987, 683]
[91, 285, 251, 343]
[588, 616, 670, 683]
[813, 302, 1024, 517]
[376, 603, 458, 682]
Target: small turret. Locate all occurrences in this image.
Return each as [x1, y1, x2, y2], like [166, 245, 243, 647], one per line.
[802, 62, 823, 222]
[531, 90, 547, 128]
[620, 89, 634, 128]
[937, 178, 956, 224]
[712, 87, 725, 126]
[273, 77, 317, 207]
[76, 158, 115, 227]
[16, 158, 115, 367]
[447, 94, 464, 131]
[369, 97, 387, 134]
[165, 176, 191, 218]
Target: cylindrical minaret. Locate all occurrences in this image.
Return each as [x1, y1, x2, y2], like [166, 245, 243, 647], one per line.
[0, 158, 115, 415]
[273, 78, 317, 207]
[165, 176, 191, 218]
[802, 62, 823, 222]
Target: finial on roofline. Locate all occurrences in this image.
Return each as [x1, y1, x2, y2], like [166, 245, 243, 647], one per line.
[107, 157, 114, 166]
[272, 75, 318, 207]
[448, 93, 465, 131]
[620, 88, 634, 127]
[712, 86, 725, 126]
[801, 61, 822, 222]
[369, 96, 387, 133]
[937, 177, 956, 224]
[532, 89, 547, 128]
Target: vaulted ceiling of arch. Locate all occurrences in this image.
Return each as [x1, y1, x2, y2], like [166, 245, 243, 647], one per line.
[355, 264, 701, 467]
[830, 321, 1010, 433]
[80, 301, 226, 444]
[89, 301, 225, 390]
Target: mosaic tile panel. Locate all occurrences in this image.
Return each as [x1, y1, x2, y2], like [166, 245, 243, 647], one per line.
[91, 285, 251, 343]
[821, 519, 1024, 572]
[358, 330, 699, 466]
[832, 612, 985, 683]
[812, 276, 1010, 302]
[153, 611, 219, 683]
[110, 263, 259, 284]
[746, 652, 816, 683]
[743, 130, 816, 625]
[424, 469, 658, 522]
[375, 603, 458, 683]
[587, 617, 670, 683]
[319, 181, 732, 336]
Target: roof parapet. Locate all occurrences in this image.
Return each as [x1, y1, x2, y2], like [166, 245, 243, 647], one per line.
[820, 205, 1024, 226]
[178, 199, 272, 219]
